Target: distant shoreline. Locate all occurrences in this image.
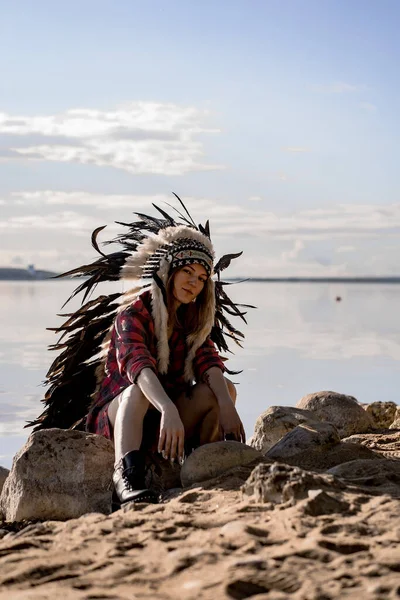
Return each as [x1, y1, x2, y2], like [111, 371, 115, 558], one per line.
[229, 277, 400, 284]
[2, 267, 400, 284]
[0, 267, 58, 281]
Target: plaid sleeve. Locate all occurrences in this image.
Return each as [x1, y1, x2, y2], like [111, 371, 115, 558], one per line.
[115, 308, 158, 384]
[193, 337, 225, 381]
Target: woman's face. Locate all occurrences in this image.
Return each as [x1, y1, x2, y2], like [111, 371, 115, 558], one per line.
[172, 263, 208, 305]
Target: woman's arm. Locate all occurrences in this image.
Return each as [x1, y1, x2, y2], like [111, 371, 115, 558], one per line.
[137, 368, 185, 463]
[202, 366, 246, 443]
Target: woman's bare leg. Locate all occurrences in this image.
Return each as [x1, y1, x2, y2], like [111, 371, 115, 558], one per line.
[107, 384, 150, 463]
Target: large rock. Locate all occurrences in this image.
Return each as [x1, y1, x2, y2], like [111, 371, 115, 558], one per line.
[364, 401, 398, 429]
[248, 406, 320, 454]
[265, 422, 381, 471]
[180, 441, 262, 487]
[0, 467, 9, 495]
[296, 391, 373, 437]
[266, 422, 340, 463]
[328, 459, 400, 497]
[0, 429, 114, 521]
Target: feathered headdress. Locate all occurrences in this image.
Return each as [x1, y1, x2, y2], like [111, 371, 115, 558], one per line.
[28, 194, 253, 431]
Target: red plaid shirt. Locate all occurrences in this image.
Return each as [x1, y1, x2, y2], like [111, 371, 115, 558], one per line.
[86, 290, 224, 439]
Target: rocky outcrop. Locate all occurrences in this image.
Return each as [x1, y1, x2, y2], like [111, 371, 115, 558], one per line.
[328, 458, 400, 497]
[180, 441, 263, 487]
[241, 461, 346, 505]
[342, 429, 400, 459]
[266, 422, 382, 471]
[390, 406, 400, 429]
[296, 390, 373, 437]
[0, 429, 115, 521]
[364, 401, 398, 429]
[0, 467, 9, 496]
[248, 405, 320, 453]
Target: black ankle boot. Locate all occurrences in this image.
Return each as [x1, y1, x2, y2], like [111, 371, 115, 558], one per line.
[113, 450, 159, 505]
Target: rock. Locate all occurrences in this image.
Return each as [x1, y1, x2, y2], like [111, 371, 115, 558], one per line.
[364, 401, 398, 429]
[266, 422, 340, 463]
[241, 462, 345, 505]
[145, 452, 182, 494]
[248, 406, 320, 454]
[269, 438, 381, 472]
[0, 429, 114, 521]
[180, 441, 262, 487]
[0, 467, 9, 495]
[389, 406, 400, 429]
[342, 430, 400, 459]
[303, 489, 350, 516]
[296, 390, 373, 437]
[327, 458, 400, 497]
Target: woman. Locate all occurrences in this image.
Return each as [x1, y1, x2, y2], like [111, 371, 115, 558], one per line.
[29, 197, 249, 507]
[86, 226, 245, 505]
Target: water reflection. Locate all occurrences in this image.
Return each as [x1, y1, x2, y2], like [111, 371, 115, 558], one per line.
[1, 280, 400, 468]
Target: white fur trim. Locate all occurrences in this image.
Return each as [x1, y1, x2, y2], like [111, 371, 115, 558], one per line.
[119, 225, 216, 381]
[150, 258, 170, 374]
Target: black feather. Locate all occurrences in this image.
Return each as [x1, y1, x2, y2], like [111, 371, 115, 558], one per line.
[214, 251, 243, 275]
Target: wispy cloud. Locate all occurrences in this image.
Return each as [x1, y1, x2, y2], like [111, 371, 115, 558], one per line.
[0, 211, 96, 233]
[282, 147, 310, 153]
[0, 103, 224, 175]
[2, 195, 400, 275]
[10, 191, 171, 210]
[4, 195, 400, 239]
[281, 240, 305, 261]
[359, 102, 377, 112]
[336, 245, 356, 253]
[311, 81, 365, 94]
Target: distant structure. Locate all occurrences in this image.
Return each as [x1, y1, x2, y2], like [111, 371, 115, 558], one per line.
[27, 264, 36, 277]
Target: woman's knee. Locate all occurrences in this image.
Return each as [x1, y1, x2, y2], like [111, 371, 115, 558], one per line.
[225, 377, 237, 405]
[108, 384, 149, 427]
[195, 383, 219, 412]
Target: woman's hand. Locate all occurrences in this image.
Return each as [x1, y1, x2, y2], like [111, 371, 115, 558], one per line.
[158, 405, 185, 463]
[218, 399, 246, 443]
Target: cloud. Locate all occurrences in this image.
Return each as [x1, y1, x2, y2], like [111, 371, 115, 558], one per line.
[336, 245, 356, 253]
[211, 202, 400, 239]
[282, 147, 310, 153]
[3, 194, 400, 275]
[281, 240, 305, 261]
[5, 194, 400, 240]
[0, 103, 224, 175]
[311, 82, 365, 94]
[0, 211, 96, 233]
[11, 190, 171, 210]
[359, 102, 377, 112]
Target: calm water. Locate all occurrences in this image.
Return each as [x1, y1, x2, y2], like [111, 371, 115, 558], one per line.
[1, 280, 400, 468]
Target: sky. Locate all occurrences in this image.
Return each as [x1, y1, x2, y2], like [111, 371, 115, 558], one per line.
[1, 0, 400, 277]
